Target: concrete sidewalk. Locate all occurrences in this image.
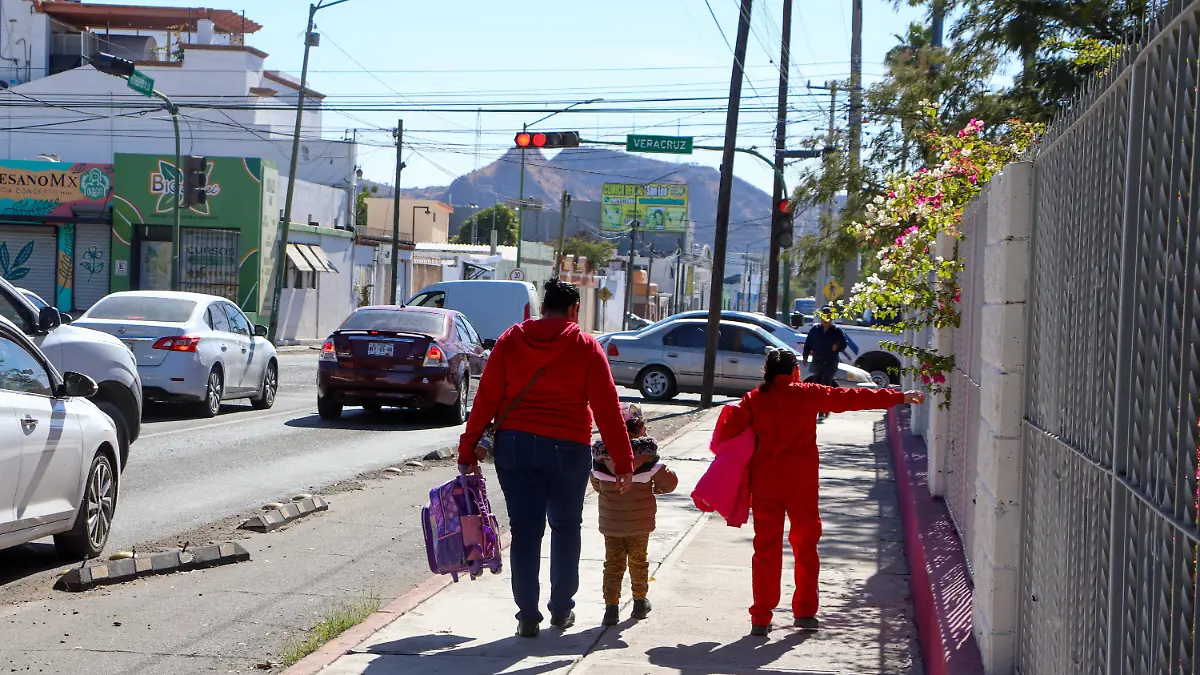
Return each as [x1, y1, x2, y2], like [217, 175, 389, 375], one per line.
[296, 410, 922, 675]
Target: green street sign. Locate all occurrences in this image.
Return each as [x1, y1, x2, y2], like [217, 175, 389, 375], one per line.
[127, 70, 155, 97]
[626, 134, 694, 155]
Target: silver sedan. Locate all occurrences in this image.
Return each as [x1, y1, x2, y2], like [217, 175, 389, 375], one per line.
[604, 318, 876, 401]
[74, 291, 279, 418]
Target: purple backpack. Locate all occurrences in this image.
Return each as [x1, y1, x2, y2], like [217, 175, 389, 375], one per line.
[422, 473, 503, 582]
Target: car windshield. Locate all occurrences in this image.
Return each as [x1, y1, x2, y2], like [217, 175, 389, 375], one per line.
[87, 296, 197, 322]
[341, 309, 446, 335]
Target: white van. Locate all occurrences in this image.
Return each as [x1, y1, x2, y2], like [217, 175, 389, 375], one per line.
[407, 280, 541, 345]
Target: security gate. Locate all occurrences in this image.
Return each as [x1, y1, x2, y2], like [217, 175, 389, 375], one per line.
[73, 223, 110, 311]
[0, 225, 56, 303]
[179, 228, 239, 302]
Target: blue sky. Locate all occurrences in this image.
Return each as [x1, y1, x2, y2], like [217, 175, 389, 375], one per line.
[111, 0, 925, 196]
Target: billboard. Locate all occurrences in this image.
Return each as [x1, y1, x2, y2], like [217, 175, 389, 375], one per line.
[600, 183, 688, 232]
[0, 160, 112, 220]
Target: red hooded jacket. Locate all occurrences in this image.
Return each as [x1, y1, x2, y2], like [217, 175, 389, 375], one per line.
[458, 318, 635, 475]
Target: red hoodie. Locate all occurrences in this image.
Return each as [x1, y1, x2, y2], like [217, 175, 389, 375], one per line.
[458, 317, 635, 475]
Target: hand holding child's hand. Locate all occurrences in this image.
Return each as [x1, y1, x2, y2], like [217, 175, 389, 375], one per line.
[616, 473, 634, 494]
[903, 390, 927, 405]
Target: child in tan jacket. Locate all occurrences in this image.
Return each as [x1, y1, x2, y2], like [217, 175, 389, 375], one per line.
[590, 403, 679, 625]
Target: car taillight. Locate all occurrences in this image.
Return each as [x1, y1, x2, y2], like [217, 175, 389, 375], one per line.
[321, 339, 337, 362]
[607, 342, 619, 358]
[152, 337, 200, 352]
[524, 303, 531, 321]
[423, 343, 446, 367]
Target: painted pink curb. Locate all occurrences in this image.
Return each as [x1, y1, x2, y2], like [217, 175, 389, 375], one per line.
[886, 407, 984, 675]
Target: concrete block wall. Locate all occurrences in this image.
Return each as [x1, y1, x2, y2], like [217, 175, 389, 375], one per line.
[925, 229, 958, 497]
[970, 161, 1033, 674]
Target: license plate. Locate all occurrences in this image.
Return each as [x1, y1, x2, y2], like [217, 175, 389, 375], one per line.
[121, 339, 138, 351]
[367, 342, 394, 357]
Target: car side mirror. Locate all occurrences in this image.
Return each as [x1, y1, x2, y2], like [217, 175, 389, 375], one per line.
[58, 371, 98, 399]
[38, 306, 62, 332]
[483, 338, 497, 350]
[254, 324, 268, 337]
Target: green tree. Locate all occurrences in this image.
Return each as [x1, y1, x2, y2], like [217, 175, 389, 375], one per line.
[355, 185, 378, 230]
[455, 205, 517, 246]
[560, 235, 616, 271]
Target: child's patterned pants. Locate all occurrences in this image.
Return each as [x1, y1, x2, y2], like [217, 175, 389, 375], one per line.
[603, 534, 651, 605]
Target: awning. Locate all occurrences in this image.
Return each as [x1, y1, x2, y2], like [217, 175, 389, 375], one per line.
[286, 244, 314, 272]
[301, 244, 336, 273]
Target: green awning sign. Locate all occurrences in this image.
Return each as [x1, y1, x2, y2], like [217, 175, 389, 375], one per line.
[626, 134, 694, 155]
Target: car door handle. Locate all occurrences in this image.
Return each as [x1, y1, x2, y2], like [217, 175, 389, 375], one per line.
[729, 358, 739, 363]
[241, 347, 248, 354]
[667, 352, 679, 358]
[21, 415, 37, 431]
[221, 345, 228, 352]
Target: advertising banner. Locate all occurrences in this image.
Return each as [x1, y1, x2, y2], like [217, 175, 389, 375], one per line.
[0, 160, 113, 220]
[600, 183, 688, 232]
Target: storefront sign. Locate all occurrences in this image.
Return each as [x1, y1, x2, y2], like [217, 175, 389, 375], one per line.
[0, 161, 113, 220]
[149, 159, 221, 215]
[600, 183, 688, 232]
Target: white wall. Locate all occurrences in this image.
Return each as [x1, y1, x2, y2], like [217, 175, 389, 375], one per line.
[276, 229, 357, 343]
[291, 179, 350, 230]
[0, 0, 51, 86]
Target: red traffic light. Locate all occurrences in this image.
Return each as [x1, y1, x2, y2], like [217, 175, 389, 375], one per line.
[532, 133, 547, 148]
[514, 131, 581, 149]
[777, 198, 794, 214]
[515, 132, 532, 148]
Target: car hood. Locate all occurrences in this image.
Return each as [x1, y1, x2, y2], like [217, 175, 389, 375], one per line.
[52, 322, 129, 349]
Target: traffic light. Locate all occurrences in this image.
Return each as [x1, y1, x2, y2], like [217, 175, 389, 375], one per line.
[775, 198, 795, 248]
[180, 156, 208, 208]
[514, 131, 581, 149]
[90, 52, 135, 78]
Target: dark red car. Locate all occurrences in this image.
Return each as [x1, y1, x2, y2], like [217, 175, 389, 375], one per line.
[316, 306, 487, 423]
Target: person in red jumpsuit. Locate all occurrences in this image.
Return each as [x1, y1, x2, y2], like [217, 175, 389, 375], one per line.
[712, 348, 926, 636]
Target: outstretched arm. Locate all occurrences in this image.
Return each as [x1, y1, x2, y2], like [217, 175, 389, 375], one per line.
[814, 385, 924, 414]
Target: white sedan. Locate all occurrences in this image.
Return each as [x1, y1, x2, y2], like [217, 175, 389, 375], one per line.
[74, 291, 279, 418]
[0, 315, 121, 558]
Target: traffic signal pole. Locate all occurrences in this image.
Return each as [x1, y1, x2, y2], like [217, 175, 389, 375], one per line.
[766, 0, 792, 318]
[700, 0, 754, 408]
[390, 120, 404, 304]
[517, 122, 527, 267]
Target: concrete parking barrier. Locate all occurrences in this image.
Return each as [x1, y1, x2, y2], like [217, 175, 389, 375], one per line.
[240, 495, 329, 533]
[56, 543, 250, 592]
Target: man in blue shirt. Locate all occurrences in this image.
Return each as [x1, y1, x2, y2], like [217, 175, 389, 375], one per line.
[802, 305, 848, 389]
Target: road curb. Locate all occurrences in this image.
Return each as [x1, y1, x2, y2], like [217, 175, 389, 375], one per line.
[55, 543, 250, 592]
[886, 407, 984, 675]
[280, 405, 720, 675]
[241, 496, 329, 533]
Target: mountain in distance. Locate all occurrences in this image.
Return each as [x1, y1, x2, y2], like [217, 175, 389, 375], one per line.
[397, 147, 774, 255]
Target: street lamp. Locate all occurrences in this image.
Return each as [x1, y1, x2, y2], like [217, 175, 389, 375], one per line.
[90, 51, 184, 291]
[516, 98, 603, 267]
[467, 203, 478, 245]
[411, 205, 431, 245]
[268, 0, 351, 344]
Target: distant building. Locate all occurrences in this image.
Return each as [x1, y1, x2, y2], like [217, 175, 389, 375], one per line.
[364, 198, 453, 244]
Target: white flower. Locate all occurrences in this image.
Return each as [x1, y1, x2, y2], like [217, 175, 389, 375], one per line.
[873, 195, 885, 204]
[961, 149, 972, 157]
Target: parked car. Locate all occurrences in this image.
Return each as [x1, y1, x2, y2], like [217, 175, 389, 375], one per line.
[406, 280, 540, 345]
[0, 314, 121, 558]
[317, 305, 487, 423]
[600, 310, 812, 353]
[74, 291, 278, 418]
[793, 315, 901, 388]
[0, 277, 141, 465]
[17, 287, 73, 323]
[605, 318, 876, 401]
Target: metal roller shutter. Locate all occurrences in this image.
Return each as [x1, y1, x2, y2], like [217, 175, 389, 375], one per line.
[0, 225, 57, 304]
[73, 224, 111, 311]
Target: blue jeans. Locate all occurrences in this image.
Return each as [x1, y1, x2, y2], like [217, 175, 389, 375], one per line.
[493, 430, 591, 623]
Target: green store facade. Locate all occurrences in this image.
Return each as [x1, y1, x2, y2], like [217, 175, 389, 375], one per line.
[110, 153, 281, 323]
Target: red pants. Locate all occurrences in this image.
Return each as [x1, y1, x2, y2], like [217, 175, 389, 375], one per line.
[749, 494, 822, 626]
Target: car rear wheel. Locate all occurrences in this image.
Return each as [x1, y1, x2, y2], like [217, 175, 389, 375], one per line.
[251, 361, 278, 410]
[868, 370, 892, 389]
[439, 377, 469, 425]
[196, 368, 223, 418]
[638, 367, 677, 402]
[55, 451, 117, 560]
[318, 395, 343, 420]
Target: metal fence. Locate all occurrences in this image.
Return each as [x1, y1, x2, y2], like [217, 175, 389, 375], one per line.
[1017, 1, 1200, 672]
[946, 194, 988, 577]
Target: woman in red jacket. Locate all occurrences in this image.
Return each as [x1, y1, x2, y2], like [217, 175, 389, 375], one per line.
[459, 279, 635, 638]
[712, 348, 925, 636]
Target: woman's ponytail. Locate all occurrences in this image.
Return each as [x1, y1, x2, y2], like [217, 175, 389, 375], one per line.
[759, 348, 799, 392]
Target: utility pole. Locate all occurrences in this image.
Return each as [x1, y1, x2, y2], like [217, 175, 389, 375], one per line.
[701, 0, 753, 407]
[622, 223, 639, 330]
[516, 123, 527, 267]
[555, 190, 570, 277]
[781, 252, 793, 319]
[644, 244, 655, 320]
[675, 238, 684, 315]
[844, 0, 864, 295]
[766, 0, 792, 318]
[931, 0, 945, 49]
[389, 120, 404, 304]
[267, 0, 349, 343]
